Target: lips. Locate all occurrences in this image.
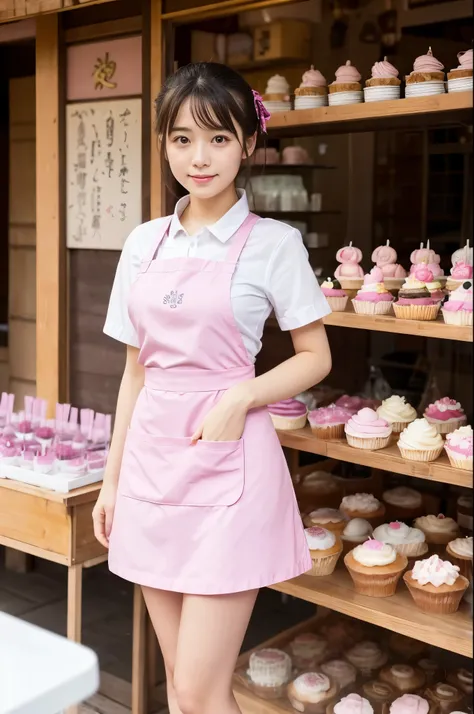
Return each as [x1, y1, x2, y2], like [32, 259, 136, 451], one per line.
[189, 175, 216, 184]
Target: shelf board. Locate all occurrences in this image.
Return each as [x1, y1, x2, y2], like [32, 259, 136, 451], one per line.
[322, 310, 473, 342]
[277, 428, 472, 488]
[244, 164, 337, 171]
[259, 210, 341, 217]
[270, 569, 473, 658]
[267, 93, 473, 137]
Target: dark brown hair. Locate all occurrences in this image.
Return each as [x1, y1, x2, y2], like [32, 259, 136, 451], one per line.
[154, 62, 264, 186]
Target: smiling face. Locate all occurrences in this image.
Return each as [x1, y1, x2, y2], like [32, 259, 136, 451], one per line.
[165, 98, 255, 201]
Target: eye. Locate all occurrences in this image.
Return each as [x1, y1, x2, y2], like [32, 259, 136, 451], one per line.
[173, 136, 189, 145]
[212, 135, 229, 145]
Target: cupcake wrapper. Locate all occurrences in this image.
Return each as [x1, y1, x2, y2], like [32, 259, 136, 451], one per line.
[307, 548, 342, 576]
[445, 549, 473, 580]
[445, 450, 473, 471]
[346, 433, 391, 451]
[390, 420, 413, 434]
[442, 308, 473, 326]
[393, 303, 440, 321]
[345, 563, 405, 597]
[424, 416, 466, 435]
[397, 445, 443, 462]
[404, 578, 468, 614]
[270, 413, 307, 431]
[326, 296, 349, 312]
[384, 503, 424, 521]
[310, 423, 345, 440]
[393, 541, 429, 557]
[424, 532, 456, 546]
[352, 299, 394, 315]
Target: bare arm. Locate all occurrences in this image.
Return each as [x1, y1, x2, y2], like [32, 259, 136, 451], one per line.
[192, 319, 331, 441]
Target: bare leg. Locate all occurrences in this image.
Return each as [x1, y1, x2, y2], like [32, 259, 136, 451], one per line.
[173, 589, 258, 714]
[141, 586, 184, 714]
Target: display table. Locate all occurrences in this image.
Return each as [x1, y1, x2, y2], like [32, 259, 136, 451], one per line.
[0, 611, 99, 714]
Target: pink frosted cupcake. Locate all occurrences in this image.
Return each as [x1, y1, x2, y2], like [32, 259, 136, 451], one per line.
[413, 265, 445, 302]
[287, 672, 338, 713]
[335, 395, 366, 414]
[393, 274, 441, 321]
[448, 48, 473, 92]
[328, 61, 363, 105]
[424, 397, 466, 434]
[364, 56, 401, 102]
[328, 693, 375, 714]
[445, 425, 473, 470]
[442, 280, 473, 326]
[389, 694, 434, 713]
[321, 277, 348, 312]
[352, 267, 395, 315]
[405, 47, 445, 97]
[345, 408, 392, 450]
[308, 404, 352, 440]
[268, 398, 308, 430]
[294, 65, 328, 109]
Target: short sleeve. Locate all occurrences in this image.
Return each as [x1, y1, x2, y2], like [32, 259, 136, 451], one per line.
[265, 228, 331, 331]
[103, 227, 142, 347]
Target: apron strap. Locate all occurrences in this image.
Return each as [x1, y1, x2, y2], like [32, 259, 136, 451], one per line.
[226, 213, 260, 264]
[143, 216, 173, 267]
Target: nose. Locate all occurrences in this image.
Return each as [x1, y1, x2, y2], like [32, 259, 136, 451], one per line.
[191, 141, 210, 169]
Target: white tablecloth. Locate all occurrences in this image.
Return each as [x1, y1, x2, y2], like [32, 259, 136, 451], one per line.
[0, 612, 99, 714]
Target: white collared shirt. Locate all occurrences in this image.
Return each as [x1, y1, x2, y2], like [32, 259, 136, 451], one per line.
[104, 190, 331, 361]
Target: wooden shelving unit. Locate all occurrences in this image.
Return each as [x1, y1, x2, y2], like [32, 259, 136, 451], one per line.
[277, 429, 471, 488]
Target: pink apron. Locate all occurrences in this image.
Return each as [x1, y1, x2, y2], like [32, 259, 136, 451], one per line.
[108, 213, 311, 594]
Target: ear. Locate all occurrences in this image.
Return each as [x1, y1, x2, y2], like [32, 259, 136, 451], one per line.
[243, 132, 257, 159]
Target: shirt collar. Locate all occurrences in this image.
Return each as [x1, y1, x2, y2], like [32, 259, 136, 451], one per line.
[168, 189, 250, 244]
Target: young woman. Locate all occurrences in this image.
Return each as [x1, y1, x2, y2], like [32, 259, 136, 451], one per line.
[93, 62, 332, 714]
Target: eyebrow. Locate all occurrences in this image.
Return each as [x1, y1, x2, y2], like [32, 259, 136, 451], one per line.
[170, 127, 192, 133]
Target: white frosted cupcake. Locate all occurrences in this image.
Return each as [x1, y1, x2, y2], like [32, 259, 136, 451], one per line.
[403, 554, 469, 614]
[262, 74, 291, 112]
[446, 536, 473, 580]
[304, 526, 343, 576]
[303, 508, 347, 535]
[377, 396, 417, 434]
[340, 493, 385, 526]
[382, 486, 423, 520]
[289, 633, 329, 669]
[341, 518, 373, 554]
[414, 514, 460, 547]
[287, 672, 338, 713]
[445, 426, 473, 470]
[397, 419, 444, 462]
[328, 693, 374, 714]
[344, 539, 407, 597]
[345, 641, 388, 677]
[373, 521, 428, 558]
[320, 660, 358, 692]
[247, 648, 292, 698]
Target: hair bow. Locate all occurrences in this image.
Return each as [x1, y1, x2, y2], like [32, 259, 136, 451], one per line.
[252, 90, 271, 133]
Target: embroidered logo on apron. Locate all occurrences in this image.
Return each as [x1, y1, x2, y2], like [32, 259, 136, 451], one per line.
[163, 290, 184, 308]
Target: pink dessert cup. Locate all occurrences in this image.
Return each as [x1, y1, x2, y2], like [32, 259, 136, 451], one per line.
[268, 398, 308, 430]
[308, 405, 352, 440]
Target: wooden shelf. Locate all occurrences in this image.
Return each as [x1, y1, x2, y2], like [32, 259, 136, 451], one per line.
[259, 210, 341, 217]
[267, 93, 473, 137]
[322, 310, 473, 342]
[270, 569, 473, 658]
[244, 164, 337, 171]
[277, 428, 472, 488]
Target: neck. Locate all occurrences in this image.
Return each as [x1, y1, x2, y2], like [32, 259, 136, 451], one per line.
[180, 184, 239, 234]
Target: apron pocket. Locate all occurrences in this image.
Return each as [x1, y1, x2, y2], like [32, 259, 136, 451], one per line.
[119, 428, 245, 507]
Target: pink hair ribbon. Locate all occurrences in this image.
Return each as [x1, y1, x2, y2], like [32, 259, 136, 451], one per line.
[252, 90, 271, 133]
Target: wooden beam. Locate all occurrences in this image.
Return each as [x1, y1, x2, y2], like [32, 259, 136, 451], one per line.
[36, 14, 65, 414]
[161, 0, 300, 22]
[150, 0, 163, 219]
[64, 15, 142, 44]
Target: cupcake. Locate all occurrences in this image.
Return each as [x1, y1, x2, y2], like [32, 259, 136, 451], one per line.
[424, 683, 466, 713]
[424, 398, 467, 435]
[409, 242, 444, 279]
[381, 487, 423, 521]
[341, 518, 373, 554]
[352, 268, 395, 316]
[447, 668, 473, 696]
[289, 632, 329, 669]
[321, 277, 349, 312]
[262, 74, 291, 112]
[457, 495, 473, 534]
[403, 554, 469, 613]
[335, 395, 367, 414]
[334, 242, 365, 294]
[417, 660, 443, 686]
[405, 47, 445, 97]
[345, 642, 388, 678]
[447, 241, 473, 291]
[344, 539, 407, 597]
[442, 280, 473, 326]
[0, 444, 19, 466]
[340, 494, 386, 526]
[397, 419, 444, 462]
[412, 265, 445, 302]
[414, 514, 460, 547]
[328, 61, 363, 106]
[377, 396, 417, 434]
[319, 616, 365, 651]
[445, 426, 473, 471]
[294, 65, 328, 109]
[304, 508, 347, 535]
[389, 694, 434, 713]
[287, 672, 338, 713]
[447, 49, 473, 93]
[328, 693, 374, 714]
[345, 409, 392, 451]
[296, 470, 342, 509]
[373, 522, 428, 558]
[446, 536, 473, 580]
[268, 398, 308, 430]
[389, 634, 428, 661]
[309, 404, 353, 440]
[393, 275, 441, 322]
[364, 57, 401, 102]
[362, 682, 396, 714]
[379, 664, 426, 694]
[320, 660, 358, 692]
[246, 648, 292, 698]
[305, 526, 343, 576]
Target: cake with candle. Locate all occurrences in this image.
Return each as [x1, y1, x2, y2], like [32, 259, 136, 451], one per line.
[294, 65, 328, 109]
[371, 240, 406, 291]
[405, 47, 445, 97]
[334, 242, 365, 294]
[328, 61, 363, 105]
[364, 57, 401, 102]
[262, 74, 291, 112]
[352, 267, 395, 315]
[448, 48, 473, 93]
[447, 240, 473, 291]
[409, 241, 444, 279]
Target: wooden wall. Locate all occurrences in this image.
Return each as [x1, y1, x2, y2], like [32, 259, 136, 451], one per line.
[8, 75, 36, 402]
